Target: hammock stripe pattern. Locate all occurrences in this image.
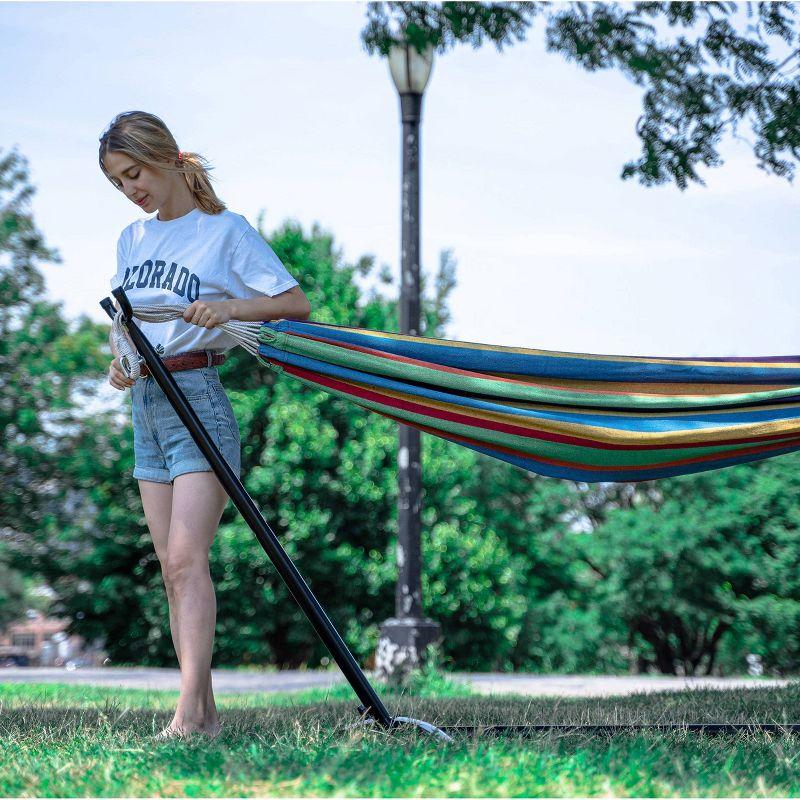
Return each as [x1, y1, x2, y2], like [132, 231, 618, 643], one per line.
[257, 320, 800, 483]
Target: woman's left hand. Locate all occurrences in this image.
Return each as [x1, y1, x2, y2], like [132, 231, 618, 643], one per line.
[182, 300, 232, 329]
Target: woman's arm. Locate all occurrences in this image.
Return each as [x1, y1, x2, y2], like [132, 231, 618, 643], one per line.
[226, 285, 311, 322]
[182, 285, 312, 329]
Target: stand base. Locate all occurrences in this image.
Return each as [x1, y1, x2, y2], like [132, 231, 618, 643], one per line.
[349, 707, 454, 743]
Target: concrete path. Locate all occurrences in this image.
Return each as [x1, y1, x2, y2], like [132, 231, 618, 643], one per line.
[0, 667, 342, 694]
[454, 673, 793, 697]
[0, 667, 792, 697]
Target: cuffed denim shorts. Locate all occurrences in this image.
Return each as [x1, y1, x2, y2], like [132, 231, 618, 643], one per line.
[130, 364, 241, 484]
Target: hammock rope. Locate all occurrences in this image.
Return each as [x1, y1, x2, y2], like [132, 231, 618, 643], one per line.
[114, 308, 800, 483]
[111, 305, 262, 379]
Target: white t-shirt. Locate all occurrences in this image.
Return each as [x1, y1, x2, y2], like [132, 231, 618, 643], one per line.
[110, 207, 299, 356]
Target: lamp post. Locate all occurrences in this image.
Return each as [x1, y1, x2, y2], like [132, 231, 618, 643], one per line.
[376, 41, 441, 681]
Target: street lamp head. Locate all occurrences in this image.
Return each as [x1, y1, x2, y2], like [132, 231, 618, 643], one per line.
[388, 42, 434, 95]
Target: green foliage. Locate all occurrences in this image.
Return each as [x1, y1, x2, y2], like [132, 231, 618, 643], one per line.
[0, 544, 26, 629]
[419, 433, 588, 671]
[423, 519, 527, 670]
[0, 147, 193, 662]
[361, 2, 537, 57]
[720, 594, 800, 675]
[1, 146, 63, 538]
[518, 591, 630, 674]
[539, 456, 800, 676]
[362, 2, 800, 188]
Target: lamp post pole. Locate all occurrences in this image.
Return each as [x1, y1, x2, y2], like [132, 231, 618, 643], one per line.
[377, 42, 441, 681]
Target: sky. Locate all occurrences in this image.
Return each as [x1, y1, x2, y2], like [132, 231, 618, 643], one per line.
[3, 0, 800, 361]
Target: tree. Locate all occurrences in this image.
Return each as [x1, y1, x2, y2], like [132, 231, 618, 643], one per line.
[0, 147, 154, 659]
[0, 146, 118, 580]
[0, 544, 27, 629]
[361, 2, 800, 189]
[1, 146, 63, 537]
[559, 456, 800, 675]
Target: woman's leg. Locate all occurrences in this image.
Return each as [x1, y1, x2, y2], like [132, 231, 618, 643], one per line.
[138, 479, 216, 717]
[164, 470, 228, 734]
[138, 480, 179, 656]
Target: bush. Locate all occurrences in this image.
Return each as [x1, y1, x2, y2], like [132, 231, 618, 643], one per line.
[423, 520, 527, 671]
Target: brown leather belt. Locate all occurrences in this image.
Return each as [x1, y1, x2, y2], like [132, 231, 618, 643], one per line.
[140, 350, 226, 377]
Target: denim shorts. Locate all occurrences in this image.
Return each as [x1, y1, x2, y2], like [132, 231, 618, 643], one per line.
[130, 364, 241, 484]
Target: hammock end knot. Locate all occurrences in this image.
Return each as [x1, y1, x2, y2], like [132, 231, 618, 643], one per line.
[258, 325, 280, 346]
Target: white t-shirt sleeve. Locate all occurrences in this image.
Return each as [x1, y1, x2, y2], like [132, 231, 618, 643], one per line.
[227, 226, 299, 298]
[110, 228, 128, 289]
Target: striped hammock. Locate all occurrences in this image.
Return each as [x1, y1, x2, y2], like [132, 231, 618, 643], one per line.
[257, 320, 800, 483]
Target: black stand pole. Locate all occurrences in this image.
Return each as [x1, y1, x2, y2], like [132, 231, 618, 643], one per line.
[101, 288, 454, 739]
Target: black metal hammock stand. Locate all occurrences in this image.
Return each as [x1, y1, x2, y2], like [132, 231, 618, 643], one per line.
[102, 288, 800, 742]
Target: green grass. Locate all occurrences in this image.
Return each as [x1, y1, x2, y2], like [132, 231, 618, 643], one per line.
[2, 677, 800, 797]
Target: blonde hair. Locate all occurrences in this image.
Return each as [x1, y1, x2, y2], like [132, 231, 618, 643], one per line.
[98, 111, 226, 215]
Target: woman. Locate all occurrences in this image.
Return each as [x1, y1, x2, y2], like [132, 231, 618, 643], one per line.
[100, 110, 311, 740]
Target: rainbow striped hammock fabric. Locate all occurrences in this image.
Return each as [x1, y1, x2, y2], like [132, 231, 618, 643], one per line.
[257, 320, 800, 484]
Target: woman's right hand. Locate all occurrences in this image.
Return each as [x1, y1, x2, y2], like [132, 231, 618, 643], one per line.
[109, 357, 136, 391]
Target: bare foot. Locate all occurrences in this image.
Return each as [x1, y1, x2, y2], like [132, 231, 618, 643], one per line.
[201, 719, 223, 739]
[154, 725, 187, 742]
[154, 719, 222, 741]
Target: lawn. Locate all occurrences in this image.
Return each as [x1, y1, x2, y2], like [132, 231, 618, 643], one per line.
[2, 675, 800, 797]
